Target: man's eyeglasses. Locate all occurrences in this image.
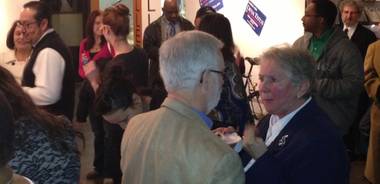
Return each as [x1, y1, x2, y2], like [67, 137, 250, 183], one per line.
[209, 69, 225, 77]
[200, 69, 226, 83]
[16, 21, 38, 29]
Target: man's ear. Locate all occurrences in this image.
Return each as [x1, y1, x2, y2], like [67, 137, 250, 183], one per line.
[39, 18, 49, 31]
[200, 71, 211, 94]
[296, 80, 310, 98]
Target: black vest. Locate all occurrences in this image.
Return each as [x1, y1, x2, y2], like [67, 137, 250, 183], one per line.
[22, 31, 75, 120]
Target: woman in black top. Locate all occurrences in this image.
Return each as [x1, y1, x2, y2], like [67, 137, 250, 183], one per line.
[90, 4, 148, 184]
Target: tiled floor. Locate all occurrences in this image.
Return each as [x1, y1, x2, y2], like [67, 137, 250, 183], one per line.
[75, 122, 372, 184]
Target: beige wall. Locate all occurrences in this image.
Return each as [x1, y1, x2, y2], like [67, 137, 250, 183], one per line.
[0, 0, 30, 53]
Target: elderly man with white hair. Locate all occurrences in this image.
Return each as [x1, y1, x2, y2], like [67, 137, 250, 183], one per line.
[120, 30, 244, 184]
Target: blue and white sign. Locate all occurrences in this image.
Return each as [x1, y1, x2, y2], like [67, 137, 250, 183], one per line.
[243, 1, 266, 36]
[199, 0, 223, 11]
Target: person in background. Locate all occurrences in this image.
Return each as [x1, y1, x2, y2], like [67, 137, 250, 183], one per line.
[198, 13, 250, 134]
[76, 58, 109, 182]
[18, 1, 75, 120]
[194, 6, 215, 29]
[78, 10, 113, 79]
[76, 10, 112, 181]
[293, 0, 363, 138]
[195, 8, 245, 74]
[363, 40, 380, 184]
[120, 30, 244, 184]
[339, 0, 378, 160]
[0, 21, 32, 84]
[84, 4, 149, 184]
[240, 46, 349, 184]
[0, 66, 80, 184]
[0, 90, 33, 184]
[143, 0, 194, 109]
[339, 0, 377, 58]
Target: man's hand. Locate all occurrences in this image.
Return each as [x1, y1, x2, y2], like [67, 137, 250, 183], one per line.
[243, 124, 267, 160]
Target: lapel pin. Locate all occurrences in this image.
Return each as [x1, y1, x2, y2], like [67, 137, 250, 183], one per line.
[278, 135, 289, 146]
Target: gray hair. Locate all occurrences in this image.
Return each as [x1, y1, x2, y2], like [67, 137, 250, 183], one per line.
[260, 46, 316, 98]
[339, 0, 363, 14]
[159, 30, 223, 92]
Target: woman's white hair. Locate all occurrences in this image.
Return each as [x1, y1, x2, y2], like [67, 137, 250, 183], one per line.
[159, 30, 223, 92]
[260, 45, 316, 98]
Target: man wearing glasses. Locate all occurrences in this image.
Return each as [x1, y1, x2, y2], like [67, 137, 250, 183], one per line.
[294, 1, 362, 150]
[120, 31, 244, 184]
[18, 1, 75, 120]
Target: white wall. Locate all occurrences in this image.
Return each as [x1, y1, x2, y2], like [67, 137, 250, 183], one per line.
[183, 1, 305, 114]
[0, 0, 30, 53]
[185, 0, 305, 58]
[140, 0, 305, 58]
[1, 0, 305, 69]
[138, 0, 305, 88]
[141, 0, 162, 36]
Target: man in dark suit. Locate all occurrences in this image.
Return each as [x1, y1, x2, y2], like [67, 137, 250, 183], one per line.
[143, 0, 194, 109]
[339, 0, 377, 58]
[339, 0, 377, 160]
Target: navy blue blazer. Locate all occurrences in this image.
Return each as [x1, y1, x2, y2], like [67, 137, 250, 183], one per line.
[240, 100, 350, 184]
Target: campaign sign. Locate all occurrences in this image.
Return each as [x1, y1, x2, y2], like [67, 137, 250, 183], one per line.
[243, 1, 266, 36]
[199, 0, 223, 11]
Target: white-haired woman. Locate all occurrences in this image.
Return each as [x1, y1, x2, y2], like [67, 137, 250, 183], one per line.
[241, 46, 349, 184]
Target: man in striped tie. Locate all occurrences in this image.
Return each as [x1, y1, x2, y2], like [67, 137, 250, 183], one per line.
[143, 0, 194, 109]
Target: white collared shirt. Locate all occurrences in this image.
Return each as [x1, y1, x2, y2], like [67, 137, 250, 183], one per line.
[343, 23, 358, 39]
[22, 28, 65, 105]
[243, 97, 312, 172]
[0, 50, 29, 84]
[160, 16, 179, 42]
[265, 97, 312, 145]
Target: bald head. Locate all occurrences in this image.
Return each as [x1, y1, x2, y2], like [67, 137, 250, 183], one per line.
[163, 0, 179, 23]
[164, 0, 177, 8]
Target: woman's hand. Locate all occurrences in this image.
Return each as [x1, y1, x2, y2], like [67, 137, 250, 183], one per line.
[243, 124, 267, 160]
[83, 61, 100, 92]
[212, 126, 236, 136]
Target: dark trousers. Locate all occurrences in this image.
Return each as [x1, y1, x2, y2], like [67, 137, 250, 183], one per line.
[103, 121, 123, 184]
[345, 89, 371, 160]
[89, 113, 105, 173]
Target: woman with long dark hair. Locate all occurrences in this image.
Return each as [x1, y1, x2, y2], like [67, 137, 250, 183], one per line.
[76, 10, 112, 180]
[199, 13, 251, 134]
[0, 90, 33, 184]
[0, 66, 80, 184]
[78, 10, 112, 78]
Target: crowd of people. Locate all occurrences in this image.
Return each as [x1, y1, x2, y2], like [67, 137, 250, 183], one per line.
[0, 0, 379, 183]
